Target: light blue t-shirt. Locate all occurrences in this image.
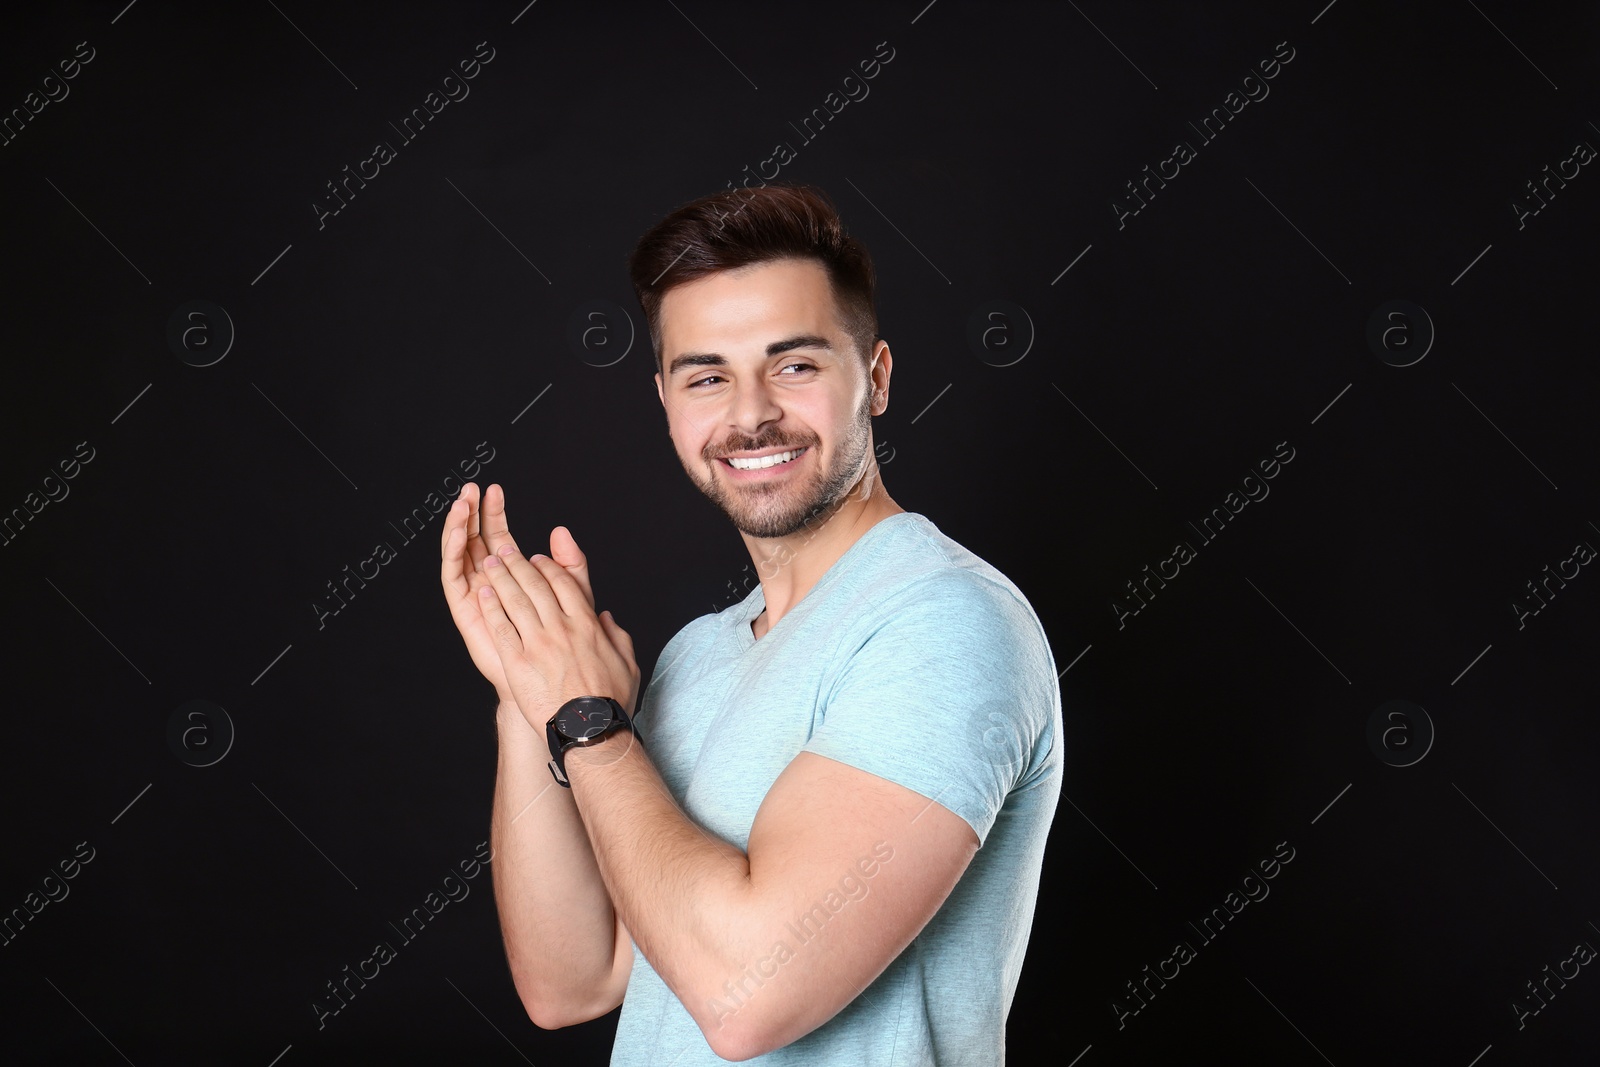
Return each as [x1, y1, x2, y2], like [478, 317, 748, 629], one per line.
[611, 512, 1062, 1066]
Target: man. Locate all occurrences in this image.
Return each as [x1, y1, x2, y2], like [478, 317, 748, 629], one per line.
[438, 184, 1061, 1064]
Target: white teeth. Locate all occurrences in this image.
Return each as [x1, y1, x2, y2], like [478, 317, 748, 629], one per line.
[728, 448, 802, 470]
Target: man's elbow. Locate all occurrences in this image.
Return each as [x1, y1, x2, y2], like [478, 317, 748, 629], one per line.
[691, 991, 802, 1061]
[701, 1018, 781, 1062]
[515, 981, 621, 1031]
[522, 999, 589, 1032]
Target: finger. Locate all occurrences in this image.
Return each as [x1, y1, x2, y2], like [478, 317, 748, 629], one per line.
[600, 611, 642, 712]
[440, 486, 468, 560]
[549, 526, 595, 610]
[441, 521, 496, 630]
[469, 484, 493, 567]
[465, 482, 492, 572]
[451, 483, 486, 575]
[440, 521, 470, 598]
[479, 484, 521, 567]
[441, 489, 488, 603]
[599, 610, 637, 664]
[527, 552, 597, 620]
[475, 571, 525, 652]
[444, 482, 486, 558]
[485, 542, 563, 629]
[440, 525, 493, 638]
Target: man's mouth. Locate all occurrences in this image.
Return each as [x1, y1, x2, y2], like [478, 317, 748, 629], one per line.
[721, 447, 808, 471]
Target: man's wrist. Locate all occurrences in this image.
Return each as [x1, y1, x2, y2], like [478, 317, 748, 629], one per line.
[495, 698, 542, 737]
[563, 721, 640, 777]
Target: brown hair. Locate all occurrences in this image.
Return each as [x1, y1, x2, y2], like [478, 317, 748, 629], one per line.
[628, 184, 878, 373]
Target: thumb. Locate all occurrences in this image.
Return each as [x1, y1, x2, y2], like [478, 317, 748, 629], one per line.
[550, 525, 595, 608]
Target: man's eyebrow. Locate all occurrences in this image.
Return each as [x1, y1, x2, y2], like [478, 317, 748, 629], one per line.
[767, 334, 833, 357]
[666, 335, 834, 376]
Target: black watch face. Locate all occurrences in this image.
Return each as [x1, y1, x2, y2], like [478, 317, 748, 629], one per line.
[555, 698, 617, 741]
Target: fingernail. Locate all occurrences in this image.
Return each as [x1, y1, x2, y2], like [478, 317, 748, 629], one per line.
[498, 544, 514, 556]
[485, 555, 501, 568]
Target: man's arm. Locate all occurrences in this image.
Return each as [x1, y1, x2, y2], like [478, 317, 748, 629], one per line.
[490, 698, 635, 1028]
[439, 487, 637, 1026]
[474, 542, 985, 1059]
[564, 735, 978, 1061]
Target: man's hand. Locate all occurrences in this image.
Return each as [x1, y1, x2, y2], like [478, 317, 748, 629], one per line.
[476, 518, 642, 730]
[439, 482, 604, 709]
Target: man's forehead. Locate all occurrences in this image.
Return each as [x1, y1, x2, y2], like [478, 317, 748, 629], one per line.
[659, 262, 843, 356]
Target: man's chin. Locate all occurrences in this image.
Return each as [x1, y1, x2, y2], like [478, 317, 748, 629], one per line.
[721, 489, 851, 540]
[697, 482, 804, 538]
[719, 503, 812, 540]
[731, 513, 814, 539]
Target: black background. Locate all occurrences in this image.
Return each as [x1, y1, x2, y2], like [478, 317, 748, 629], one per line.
[2, 1, 1597, 1063]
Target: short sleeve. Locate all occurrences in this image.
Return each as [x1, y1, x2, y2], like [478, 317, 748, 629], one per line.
[801, 570, 1057, 848]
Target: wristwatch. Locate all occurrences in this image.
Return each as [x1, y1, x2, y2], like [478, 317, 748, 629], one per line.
[546, 696, 639, 787]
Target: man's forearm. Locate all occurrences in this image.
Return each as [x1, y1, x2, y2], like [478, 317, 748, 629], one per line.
[565, 733, 758, 1029]
[490, 700, 622, 1022]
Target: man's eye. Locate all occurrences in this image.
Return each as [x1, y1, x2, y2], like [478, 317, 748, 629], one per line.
[688, 375, 724, 388]
[779, 362, 815, 375]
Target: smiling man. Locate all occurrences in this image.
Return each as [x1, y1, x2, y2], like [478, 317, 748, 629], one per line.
[440, 184, 1061, 1064]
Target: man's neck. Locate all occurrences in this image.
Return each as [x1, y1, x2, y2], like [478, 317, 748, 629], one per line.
[745, 468, 903, 640]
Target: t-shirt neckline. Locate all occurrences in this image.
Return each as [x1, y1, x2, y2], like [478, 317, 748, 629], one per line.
[735, 512, 923, 651]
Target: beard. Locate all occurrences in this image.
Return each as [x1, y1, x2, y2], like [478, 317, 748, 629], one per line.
[691, 390, 874, 539]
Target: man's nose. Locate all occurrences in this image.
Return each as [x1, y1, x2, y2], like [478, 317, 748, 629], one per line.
[728, 373, 782, 433]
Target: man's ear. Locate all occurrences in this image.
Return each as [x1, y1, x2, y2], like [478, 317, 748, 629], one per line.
[869, 340, 892, 415]
[655, 371, 665, 409]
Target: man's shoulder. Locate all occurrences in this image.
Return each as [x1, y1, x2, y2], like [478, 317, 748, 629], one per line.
[828, 514, 1050, 668]
[852, 514, 1040, 621]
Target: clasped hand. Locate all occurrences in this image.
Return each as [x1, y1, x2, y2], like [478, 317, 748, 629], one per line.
[439, 483, 640, 728]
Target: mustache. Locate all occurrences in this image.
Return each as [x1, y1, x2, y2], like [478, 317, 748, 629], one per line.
[703, 429, 819, 462]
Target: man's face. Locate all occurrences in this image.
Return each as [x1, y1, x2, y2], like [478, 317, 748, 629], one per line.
[654, 257, 888, 539]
